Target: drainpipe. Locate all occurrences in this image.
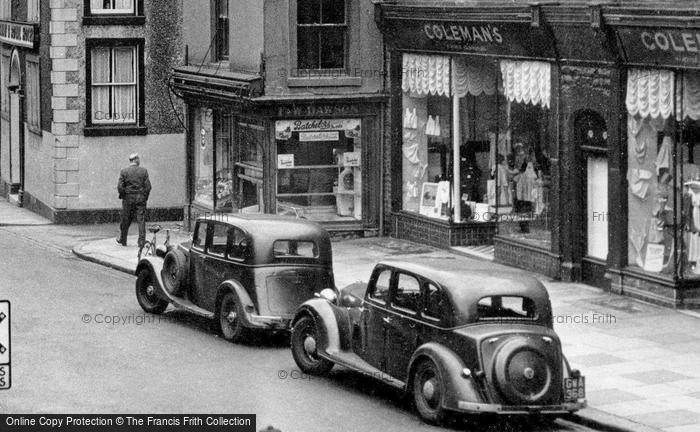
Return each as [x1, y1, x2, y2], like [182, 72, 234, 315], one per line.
[18, 86, 24, 206]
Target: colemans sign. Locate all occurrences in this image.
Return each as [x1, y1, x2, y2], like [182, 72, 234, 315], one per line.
[384, 19, 555, 59]
[616, 27, 700, 68]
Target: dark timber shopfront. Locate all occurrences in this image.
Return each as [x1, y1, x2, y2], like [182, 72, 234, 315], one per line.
[375, 1, 700, 308]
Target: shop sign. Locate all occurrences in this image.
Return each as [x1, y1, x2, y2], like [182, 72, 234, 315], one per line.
[0, 21, 36, 48]
[277, 154, 295, 169]
[385, 20, 555, 59]
[275, 119, 361, 140]
[343, 152, 361, 167]
[617, 27, 700, 68]
[299, 131, 339, 142]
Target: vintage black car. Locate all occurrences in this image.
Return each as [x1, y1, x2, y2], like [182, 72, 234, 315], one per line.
[290, 259, 586, 424]
[135, 214, 335, 342]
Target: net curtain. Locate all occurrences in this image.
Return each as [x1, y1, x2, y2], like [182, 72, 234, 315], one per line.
[625, 68, 700, 121]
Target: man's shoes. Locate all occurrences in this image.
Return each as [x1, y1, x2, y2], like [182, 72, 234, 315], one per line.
[116, 238, 126, 246]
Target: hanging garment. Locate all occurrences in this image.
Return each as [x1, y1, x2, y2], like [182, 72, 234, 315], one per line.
[655, 135, 673, 175]
[684, 186, 700, 233]
[434, 115, 441, 136]
[647, 218, 665, 244]
[533, 178, 545, 215]
[688, 232, 700, 264]
[627, 168, 653, 200]
[516, 162, 538, 201]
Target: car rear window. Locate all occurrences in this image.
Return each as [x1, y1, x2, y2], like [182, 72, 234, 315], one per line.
[273, 240, 317, 258]
[477, 296, 537, 321]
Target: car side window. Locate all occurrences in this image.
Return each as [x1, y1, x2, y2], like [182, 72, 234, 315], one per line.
[369, 269, 391, 304]
[209, 223, 228, 257]
[424, 283, 447, 323]
[192, 222, 207, 250]
[392, 273, 421, 314]
[227, 227, 248, 260]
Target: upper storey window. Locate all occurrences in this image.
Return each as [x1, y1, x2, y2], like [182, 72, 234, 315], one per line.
[297, 0, 346, 70]
[214, 0, 229, 62]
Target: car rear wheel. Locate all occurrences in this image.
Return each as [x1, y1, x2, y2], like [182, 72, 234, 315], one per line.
[218, 292, 248, 343]
[413, 359, 448, 425]
[135, 268, 168, 314]
[161, 249, 188, 296]
[291, 315, 333, 375]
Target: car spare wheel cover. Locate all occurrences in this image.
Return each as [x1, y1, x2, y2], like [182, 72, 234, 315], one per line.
[161, 249, 187, 296]
[493, 338, 553, 405]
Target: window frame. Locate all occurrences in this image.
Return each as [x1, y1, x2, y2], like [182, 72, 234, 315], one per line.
[84, 38, 146, 137]
[367, 268, 392, 305]
[208, 222, 229, 258]
[25, 56, 41, 134]
[390, 272, 422, 315]
[192, 221, 209, 251]
[211, 0, 229, 63]
[295, 0, 348, 71]
[83, 0, 145, 25]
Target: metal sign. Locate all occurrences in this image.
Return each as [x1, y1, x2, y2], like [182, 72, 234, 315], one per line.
[0, 20, 37, 48]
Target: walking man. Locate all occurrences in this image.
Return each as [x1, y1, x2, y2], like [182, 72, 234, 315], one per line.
[117, 153, 151, 247]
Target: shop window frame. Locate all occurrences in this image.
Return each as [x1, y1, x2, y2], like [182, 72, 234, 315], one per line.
[84, 38, 147, 137]
[83, 0, 145, 26]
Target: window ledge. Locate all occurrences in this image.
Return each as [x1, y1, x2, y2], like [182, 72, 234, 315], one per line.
[287, 76, 362, 88]
[83, 16, 146, 26]
[84, 125, 147, 137]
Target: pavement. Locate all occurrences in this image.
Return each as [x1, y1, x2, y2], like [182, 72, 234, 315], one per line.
[3, 198, 700, 432]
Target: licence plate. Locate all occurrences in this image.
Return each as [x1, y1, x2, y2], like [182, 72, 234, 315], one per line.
[564, 376, 585, 401]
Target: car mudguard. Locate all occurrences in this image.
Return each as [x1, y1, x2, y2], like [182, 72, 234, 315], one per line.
[136, 257, 168, 300]
[408, 342, 485, 412]
[292, 299, 342, 354]
[215, 280, 255, 324]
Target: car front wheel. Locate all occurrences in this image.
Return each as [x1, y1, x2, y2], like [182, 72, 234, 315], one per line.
[413, 359, 448, 425]
[218, 292, 248, 343]
[135, 268, 168, 314]
[291, 315, 333, 375]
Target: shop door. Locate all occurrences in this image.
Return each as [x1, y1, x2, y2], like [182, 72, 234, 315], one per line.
[9, 91, 20, 188]
[576, 110, 610, 288]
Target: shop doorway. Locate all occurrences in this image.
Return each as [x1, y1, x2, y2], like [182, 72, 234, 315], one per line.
[575, 110, 610, 288]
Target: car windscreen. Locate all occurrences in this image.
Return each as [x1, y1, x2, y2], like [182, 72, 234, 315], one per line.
[476, 295, 537, 321]
[273, 240, 318, 258]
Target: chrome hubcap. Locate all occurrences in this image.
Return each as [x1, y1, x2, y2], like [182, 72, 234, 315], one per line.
[303, 335, 317, 356]
[146, 284, 155, 296]
[422, 378, 437, 402]
[226, 311, 237, 323]
[523, 367, 535, 380]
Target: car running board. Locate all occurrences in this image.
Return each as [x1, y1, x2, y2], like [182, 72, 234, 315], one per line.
[323, 350, 405, 389]
[144, 257, 215, 319]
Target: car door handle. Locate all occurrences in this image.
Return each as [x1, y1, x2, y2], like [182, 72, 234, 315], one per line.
[382, 316, 392, 324]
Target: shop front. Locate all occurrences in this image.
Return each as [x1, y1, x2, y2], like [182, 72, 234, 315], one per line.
[378, 4, 561, 256]
[172, 66, 383, 233]
[604, 13, 700, 308]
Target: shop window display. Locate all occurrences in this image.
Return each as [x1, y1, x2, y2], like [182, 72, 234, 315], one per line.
[193, 108, 214, 208]
[400, 54, 553, 246]
[625, 68, 700, 277]
[275, 119, 362, 221]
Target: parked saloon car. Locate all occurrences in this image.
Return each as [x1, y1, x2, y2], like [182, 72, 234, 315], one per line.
[135, 215, 334, 342]
[290, 259, 586, 424]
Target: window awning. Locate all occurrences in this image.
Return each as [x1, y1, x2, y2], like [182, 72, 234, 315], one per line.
[170, 65, 263, 103]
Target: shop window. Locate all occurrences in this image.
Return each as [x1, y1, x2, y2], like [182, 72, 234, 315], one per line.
[275, 119, 362, 222]
[624, 68, 700, 279]
[234, 119, 265, 213]
[27, 0, 40, 21]
[400, 54, 553, 249]
[86, 39, 145, 135]
[194, 108, 215, 208]
[214, 112, 233, 211]
[297, 0, 346, 70]
[25, 59, 40, 132]
[213, 0, 229, 62]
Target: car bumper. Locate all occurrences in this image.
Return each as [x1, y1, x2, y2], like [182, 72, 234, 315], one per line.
[456, 400, 586, 415]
